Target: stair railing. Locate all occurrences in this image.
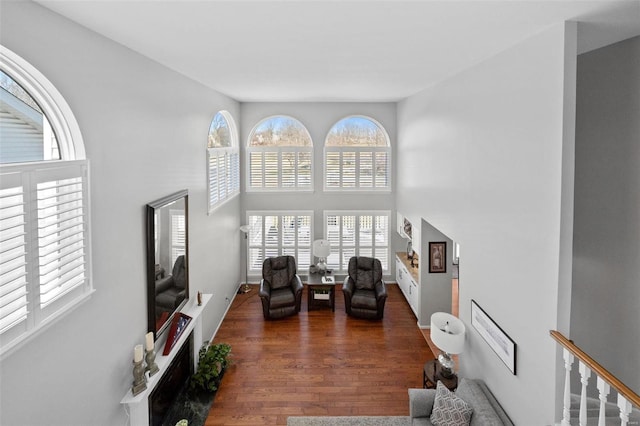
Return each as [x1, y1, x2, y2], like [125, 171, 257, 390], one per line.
[550, 330, 640, 426]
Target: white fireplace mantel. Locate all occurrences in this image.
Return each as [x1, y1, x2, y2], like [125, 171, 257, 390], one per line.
[121, 294, 212, 426]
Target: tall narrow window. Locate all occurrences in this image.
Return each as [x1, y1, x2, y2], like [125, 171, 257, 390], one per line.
[0, 47, 92, 357]
[247, 116, 313, 191]
[246, 211, 313, 273]
[207, 111, 239, 213]
[324, 211, 390, 273]
[324, 116, 391, 191]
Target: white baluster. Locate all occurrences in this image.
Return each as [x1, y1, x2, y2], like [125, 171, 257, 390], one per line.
[562, 348, 575, 426]
[578, 362, 591, 426]
[617, 394, 632, 426]
[596, 376, 610, 426]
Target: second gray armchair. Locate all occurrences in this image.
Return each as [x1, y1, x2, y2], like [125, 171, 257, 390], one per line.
[342, 256, 387, 319]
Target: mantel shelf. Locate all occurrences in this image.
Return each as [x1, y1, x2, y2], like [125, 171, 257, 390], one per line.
[121, 294, 211, 425]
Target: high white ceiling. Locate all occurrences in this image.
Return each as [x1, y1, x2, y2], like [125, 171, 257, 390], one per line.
[35, 0, 640, 102]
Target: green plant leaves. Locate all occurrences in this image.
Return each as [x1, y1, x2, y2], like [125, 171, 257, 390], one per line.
[190, 342, 232, 393]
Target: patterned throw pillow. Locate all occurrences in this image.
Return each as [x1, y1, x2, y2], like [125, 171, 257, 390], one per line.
[430, 381, 473, 426]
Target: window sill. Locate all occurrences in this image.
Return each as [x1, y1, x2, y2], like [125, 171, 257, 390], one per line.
[0, 289, 95, 361]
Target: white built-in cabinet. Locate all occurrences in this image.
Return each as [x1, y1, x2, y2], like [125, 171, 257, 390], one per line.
[396, 254, 419, 318]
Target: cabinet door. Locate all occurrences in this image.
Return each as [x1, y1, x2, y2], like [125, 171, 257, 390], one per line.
[398, 262, 406, 297]
[409, 279, 419, 314]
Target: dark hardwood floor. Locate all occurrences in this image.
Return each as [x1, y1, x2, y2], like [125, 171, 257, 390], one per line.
[206, 283, 434, 425]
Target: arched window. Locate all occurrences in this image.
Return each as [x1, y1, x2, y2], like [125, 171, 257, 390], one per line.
[0, 46, 92, 357]
[247, 116, 313, 191]
[324, 115, 391, 191]
[207, 111, 239, 213]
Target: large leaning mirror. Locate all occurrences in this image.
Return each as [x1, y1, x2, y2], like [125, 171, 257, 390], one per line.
[146, 190, 189, 338]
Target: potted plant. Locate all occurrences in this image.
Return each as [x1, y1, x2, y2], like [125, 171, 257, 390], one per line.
[189, 342, 232, 393]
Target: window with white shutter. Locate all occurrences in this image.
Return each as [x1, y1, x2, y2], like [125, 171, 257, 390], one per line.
[1, 47, 92, 357]
[247, 116, 313, 192]
[207, 111, 239, 213]
[170, 209, 185, 266]
[324, 211, 390, 273]
[324, 116, 391, 191]
[246, 211, 313, 273]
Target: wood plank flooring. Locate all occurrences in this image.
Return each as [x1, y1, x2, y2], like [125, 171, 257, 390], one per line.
[206, 283, 434, 425]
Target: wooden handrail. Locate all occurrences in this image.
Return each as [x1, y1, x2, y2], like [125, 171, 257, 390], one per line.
[550, 330, 640, 408]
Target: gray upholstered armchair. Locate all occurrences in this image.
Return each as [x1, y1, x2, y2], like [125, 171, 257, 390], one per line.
[259, 255, 304, 320]
[342, 256, 387, 319]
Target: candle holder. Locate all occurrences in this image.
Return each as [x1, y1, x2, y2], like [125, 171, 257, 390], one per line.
[131, 359, 147, 396]
[145, 348, 159, 377]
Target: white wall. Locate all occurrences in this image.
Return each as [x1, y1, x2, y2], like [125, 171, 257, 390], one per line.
[397, 23, 577, 424]
[239, 102, 399, 279]
[571, 36, 640, 394]
[0, 2, 241, 425]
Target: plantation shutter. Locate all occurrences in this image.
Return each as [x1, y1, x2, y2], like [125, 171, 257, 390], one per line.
[247, 212, 312, 273]
[207, 148, 239, 213]
[247, 215, 264, 272]
[264, 152, 279, 188]
[296, 215, 311, 270]
[170, 210, 185, 266]
[0, 179, 28, 335]
[1, 160, 91, 348]
[359, 152, 373, 188]
[36, 167, 87, 309]
[208, 150, 220, 206]
[247, 148, 312, 191]
[324, 211, 390, 273]
[325, 152, 340, 189]
[229, 151, 239, 195]
[282, 152, 296, 188]
[249, 151, 263, 188]
[375, 151, 388, 187]
[324, 147, 390, 190]
[218, 152, 229, 200]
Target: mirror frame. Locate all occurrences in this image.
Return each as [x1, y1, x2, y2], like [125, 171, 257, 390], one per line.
[146, 189, 189, 338]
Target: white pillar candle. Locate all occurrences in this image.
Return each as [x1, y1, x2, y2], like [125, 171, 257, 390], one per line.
[134, 344, 143, 363]
[145, 332, 154, 351]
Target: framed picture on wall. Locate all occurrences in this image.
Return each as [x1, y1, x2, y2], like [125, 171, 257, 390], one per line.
[428, 241, 446, 273]
[471, 300, 517, 374]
